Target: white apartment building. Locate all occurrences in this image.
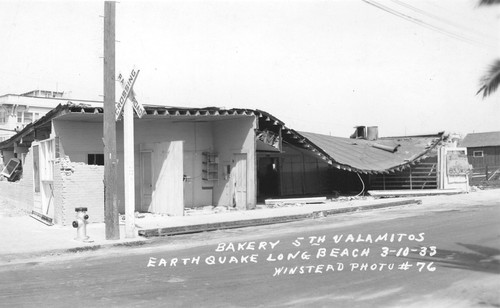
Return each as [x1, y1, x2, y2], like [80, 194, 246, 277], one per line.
[0, 90, 66, 142]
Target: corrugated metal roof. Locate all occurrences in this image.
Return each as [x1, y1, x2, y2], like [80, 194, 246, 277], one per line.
[0, 101, 445, 174]
[297, 131, 444, 173]
[460, 131, 500, 148]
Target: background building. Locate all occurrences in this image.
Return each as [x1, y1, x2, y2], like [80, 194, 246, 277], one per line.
[0, 90, 66, 142]
[460, 131, 500, 184]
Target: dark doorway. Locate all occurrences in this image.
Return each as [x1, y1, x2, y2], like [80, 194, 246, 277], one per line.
[257, 156, 280, 200]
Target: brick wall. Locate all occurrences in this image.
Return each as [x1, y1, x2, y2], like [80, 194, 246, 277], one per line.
[0, 150, 105, 226]
[53, 166, 64, 224]
[54, 159, 104, 226]
[0, 149, 34, 213]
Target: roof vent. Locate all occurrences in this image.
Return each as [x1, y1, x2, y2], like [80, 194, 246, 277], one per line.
[350, 126, 366, 139]
[350, 126, 379, 140]
[367, 126, 378, 140]
[372, 143, 399, 153]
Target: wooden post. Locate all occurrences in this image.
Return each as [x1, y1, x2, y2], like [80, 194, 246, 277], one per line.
[103, 1, 119, 240]
[409, 165, 413, 190]
[123, 95, 135, 238]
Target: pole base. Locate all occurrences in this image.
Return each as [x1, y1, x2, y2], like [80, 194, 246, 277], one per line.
[74, 236, 93, 243]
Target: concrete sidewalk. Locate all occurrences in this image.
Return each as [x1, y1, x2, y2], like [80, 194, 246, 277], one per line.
[136, 198, 421, 237]
[0, 214, 149, 263]
[0, 188, 498, 263]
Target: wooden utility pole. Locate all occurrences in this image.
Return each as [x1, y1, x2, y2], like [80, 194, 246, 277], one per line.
[103, 1, 119, 240]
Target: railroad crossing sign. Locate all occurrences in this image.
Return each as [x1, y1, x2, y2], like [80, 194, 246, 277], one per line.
[115, 68, 146, 121]
[116, 68, 148, 239]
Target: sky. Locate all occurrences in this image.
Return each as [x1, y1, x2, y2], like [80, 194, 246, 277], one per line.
[0, 0, 498, 138]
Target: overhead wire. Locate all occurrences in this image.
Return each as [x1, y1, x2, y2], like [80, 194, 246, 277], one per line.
[425, 0, 497, 28]
[361, 0, 494, 48]
[390, 0, 497, 43]
[363, 0, 488, 47]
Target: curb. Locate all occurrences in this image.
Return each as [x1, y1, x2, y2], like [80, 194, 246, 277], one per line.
[139, 199, 422, 237]
[65, 239, 149, 253]
[0, 238, 149, 265]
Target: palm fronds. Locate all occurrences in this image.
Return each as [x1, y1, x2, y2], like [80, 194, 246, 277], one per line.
[478, 0, 500, 6]
[477, 59, 500, 98]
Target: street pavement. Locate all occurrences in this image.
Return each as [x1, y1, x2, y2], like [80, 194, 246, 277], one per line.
[0, 189, 498, 308]
[0, 188, 497, 264]
[0, 194, 419, 262]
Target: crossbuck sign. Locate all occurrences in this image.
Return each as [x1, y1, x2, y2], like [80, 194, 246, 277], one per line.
[115, 68, 146, 121]
[116, 67, 147, 239]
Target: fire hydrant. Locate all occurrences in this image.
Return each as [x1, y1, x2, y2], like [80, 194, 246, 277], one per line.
[72, 207, 90, 241]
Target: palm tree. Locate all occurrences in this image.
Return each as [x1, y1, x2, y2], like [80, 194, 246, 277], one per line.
[476, 0, 500, 98]
[478, 0, 500, 5]
[477, 60, 500, 98]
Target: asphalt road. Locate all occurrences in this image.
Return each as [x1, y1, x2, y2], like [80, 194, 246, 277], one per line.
[1, 200, 499, 308]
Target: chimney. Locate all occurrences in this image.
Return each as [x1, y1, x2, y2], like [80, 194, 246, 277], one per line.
[350, 126, 366, 139]
[367, 126, 378, 140]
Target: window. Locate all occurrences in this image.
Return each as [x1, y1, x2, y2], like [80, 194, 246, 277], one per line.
[473, 151, 484, 158]
[15, 111, 37, 124]
[88, 154, 104, 165]
[0, 110, 5, 124]
[24, 112, 33, 123]
[0, 158, 21, 179]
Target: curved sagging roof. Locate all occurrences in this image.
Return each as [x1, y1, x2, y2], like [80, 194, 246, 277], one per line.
[297, 131, 444, 173]
[254, 109, 445, 174]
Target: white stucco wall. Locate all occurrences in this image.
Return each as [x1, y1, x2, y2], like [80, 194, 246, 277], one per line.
[213, 117, 257, 209]
[52, 115, 256, 213]
[132, 120, 214, 210]
[52, 120, 104, 162]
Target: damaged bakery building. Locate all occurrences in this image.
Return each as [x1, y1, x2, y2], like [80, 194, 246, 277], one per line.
[0, 100, 469, 226]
